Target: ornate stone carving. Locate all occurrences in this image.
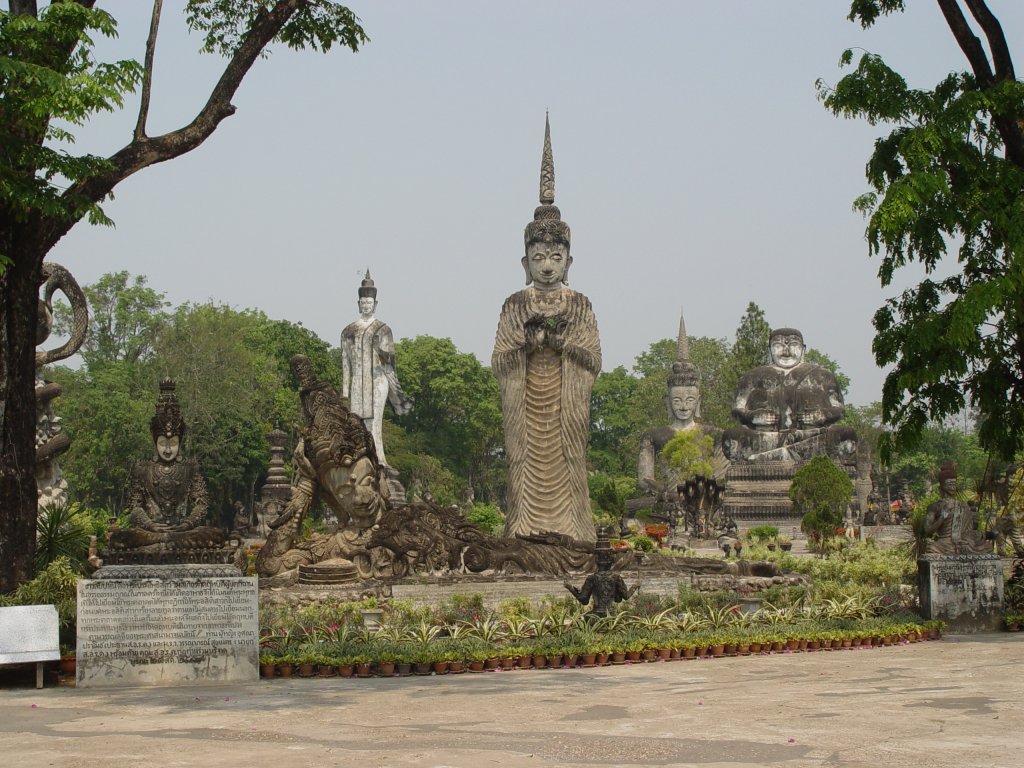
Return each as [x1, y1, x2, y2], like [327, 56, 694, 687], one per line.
[35, 262, 88, 507]
[924, 462, 992, 555]
[563, 528, 638, 617]
[106, 379, 237, 565]
[492, 116, 601, 543]
[339, 270, 412, 467]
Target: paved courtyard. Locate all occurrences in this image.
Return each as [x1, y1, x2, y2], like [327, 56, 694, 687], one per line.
[2, 633, 1020, 768]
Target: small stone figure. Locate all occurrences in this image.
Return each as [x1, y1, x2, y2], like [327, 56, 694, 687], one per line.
[563, 528, 638, 617]
[232, 501, 250, 536]
[107, 379, 230, 562]
[924, 462, 992, 555]
[493, 115, 601, 543]
[722, 328, 856, 464]
[339, 270, 412, 467]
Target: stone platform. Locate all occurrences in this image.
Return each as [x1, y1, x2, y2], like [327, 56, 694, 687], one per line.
[918, 553, 1004, 633]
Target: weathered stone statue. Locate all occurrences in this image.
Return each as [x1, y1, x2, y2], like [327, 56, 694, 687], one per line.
[637, 313, 727, 495]
[35, 263, 88, 507]
[722, 328, 856, 464]
[924, 462, 992, 555]
[492, 116, 601, 543]
[107, 379, 233, 564]
[340, 270, 412, 467]
[563, 528, 638, 617]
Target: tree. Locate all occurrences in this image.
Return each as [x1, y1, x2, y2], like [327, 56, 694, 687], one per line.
[819, 1, 1024, 462]
[730, 301, 771, 374]
[0, 2, 367, 591]
[53, 270, 169, 366]
[661, 429, 714, 481]
[392, 336, 505, 501]
[790, 455, 854, 541]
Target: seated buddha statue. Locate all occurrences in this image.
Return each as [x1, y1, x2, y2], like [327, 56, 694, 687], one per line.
[722, 328, 856, 464]
[107, 379, 227, 560]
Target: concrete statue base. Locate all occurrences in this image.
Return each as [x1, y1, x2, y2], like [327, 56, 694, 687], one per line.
[918, 554, 1003, 633]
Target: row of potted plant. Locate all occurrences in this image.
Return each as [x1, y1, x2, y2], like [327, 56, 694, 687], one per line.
[258, 617, 943, 679]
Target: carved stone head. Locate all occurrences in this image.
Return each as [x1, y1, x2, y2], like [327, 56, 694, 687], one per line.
[150, 378, 186, 462]
[522, 115, 572, 287]
[357, 269, 378, 318]
[769, 328, 805, 369]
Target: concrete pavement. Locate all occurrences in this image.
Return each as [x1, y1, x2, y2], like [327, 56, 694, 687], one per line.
[1, 633, 1021, 768]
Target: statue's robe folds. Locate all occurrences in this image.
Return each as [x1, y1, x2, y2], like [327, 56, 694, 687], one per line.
[340, 318, 411, 465]
[492, 287, 601, 542]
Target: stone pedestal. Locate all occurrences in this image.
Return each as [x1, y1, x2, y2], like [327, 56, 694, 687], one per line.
[723, 461, 798, 521]
[76, 564, 258, 688]
[918, 554, 1003, 633]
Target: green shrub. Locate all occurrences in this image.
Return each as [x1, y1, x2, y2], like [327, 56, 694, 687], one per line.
[746, 525, 779, 542]
[35, 499, 92, 572]
[463, 502, 505, 536]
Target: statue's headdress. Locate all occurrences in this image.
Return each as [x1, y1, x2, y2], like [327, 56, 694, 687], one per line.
[150, 378, 186, 440]
[524, 114, 571, 251]
[595, 526, 613, 553]
[667, 311, 701, 388]
[357, 269, 377, 299]
[770, 327, 804, 344]
[938, 460, 957, 482]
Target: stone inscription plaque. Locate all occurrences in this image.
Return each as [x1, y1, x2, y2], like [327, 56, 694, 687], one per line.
[77, 575, 258, 687]
[918, 554, 1003, 633]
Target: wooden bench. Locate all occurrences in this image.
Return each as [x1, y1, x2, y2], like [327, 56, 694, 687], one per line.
[0, 605, 60, 688]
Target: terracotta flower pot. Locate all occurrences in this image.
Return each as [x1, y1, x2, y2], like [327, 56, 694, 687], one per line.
[841, 639, 852, 648]
[516, 655, 531, 669]
[259, 663, 277, 679]
[596, 652, 610, 666]
[807, 640, 820, 652]
[580, 653, 597, 667]
[737, 643, 750, 656]
[851, 637, 862, 648]
[625, 651, 641, 662]
[694, 646, 708, 657]
[59, 655, 77, 676]
[449, 661, 465, 674]
[414, 662, 432, 675]
[396, 662, 413, 676]
[318, 664, 335, 677]
[298, 663, 316, 677]
[377, 661, 396, 677]
[484, 658, 500, 670]
[669, 648, 681, 660]
[708, 644, 725, 657]
[278, 663, 294, 678]
[532, 655, 548, 669]
[771, 641, 784, 652]
[562, 654, 578, 668]
[468, 660, 485, 672]
[431, 661, 449, 675]
[337, 664, 354, 678]
[611, 651, 626, 664]
[356, 662, 373, 678]
[748, 643, 762, 654]
[657, 648, 672, 661]
[682, 647, 696, 659]
[786, 639, 800, 651]
[641, 649, 657, 662]
[500, 657, 517, 669]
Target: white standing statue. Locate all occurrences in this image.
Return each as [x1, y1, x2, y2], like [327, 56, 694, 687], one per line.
[340, 271, 412, 467]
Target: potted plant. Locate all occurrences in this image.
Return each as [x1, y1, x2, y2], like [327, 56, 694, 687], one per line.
[778, 535, 793, 552]
[278, 654, 296, 678]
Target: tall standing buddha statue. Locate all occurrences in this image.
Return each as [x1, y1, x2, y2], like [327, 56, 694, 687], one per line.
[492, 116, 602, 543]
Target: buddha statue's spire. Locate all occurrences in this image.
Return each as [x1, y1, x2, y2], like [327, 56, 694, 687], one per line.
[668, 310, 700, 387]
[540, 111, 555, 206]
[525, 114, 570, 249]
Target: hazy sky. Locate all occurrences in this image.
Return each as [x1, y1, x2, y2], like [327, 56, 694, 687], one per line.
[45, 2, 1024, 406]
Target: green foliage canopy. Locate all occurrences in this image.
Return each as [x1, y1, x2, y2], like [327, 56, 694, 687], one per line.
[791, 456, 854, 539]
[819, 0, 1024, 461]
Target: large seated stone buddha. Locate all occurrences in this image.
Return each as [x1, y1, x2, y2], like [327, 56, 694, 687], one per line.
[722, 328, 855, 464]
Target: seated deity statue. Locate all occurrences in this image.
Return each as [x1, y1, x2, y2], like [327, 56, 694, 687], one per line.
[924, 462, 992, 556]
[107, 379, 227, 558]
[492, 116, 601, 544]
[637, 313, 727, 495]
[340, 270, 412, 468]
[722, 327, 856, 464]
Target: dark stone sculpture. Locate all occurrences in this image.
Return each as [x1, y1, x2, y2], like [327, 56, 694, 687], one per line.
[35, 263, 88, 507]
[106, 379, 236, 565]
[924, 462, 992, 555]
[563, 528, 638, 617]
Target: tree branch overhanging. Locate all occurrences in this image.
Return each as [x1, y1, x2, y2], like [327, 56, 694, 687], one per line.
[134, 0, 164, 141]
[963, 0, 1016, 81]
[35, 0, 308, 256]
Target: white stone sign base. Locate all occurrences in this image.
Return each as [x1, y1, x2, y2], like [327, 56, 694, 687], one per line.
[918, 554, 1003, 633]
[76, 565, 258, 688]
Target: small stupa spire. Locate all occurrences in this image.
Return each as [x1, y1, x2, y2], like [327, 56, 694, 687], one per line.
[676, 311, 690, 365]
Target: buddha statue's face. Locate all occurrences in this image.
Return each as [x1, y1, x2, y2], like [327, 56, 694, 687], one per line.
[523, 239, 571, 289]
[668, 385, 700, 424]
[357, 296, 377, 319]
[770, 334, 804, 369]
[156, 434, 180, 462]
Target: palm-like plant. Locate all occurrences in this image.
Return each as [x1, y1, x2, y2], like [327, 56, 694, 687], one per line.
[628, 608, 675, 631]
[465, 616, 507, 644]
[501, 616, 536, 642]
[35, 499, 90, 572]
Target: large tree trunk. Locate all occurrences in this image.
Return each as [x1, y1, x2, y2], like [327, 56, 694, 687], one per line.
[0, 239, 43, 593]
